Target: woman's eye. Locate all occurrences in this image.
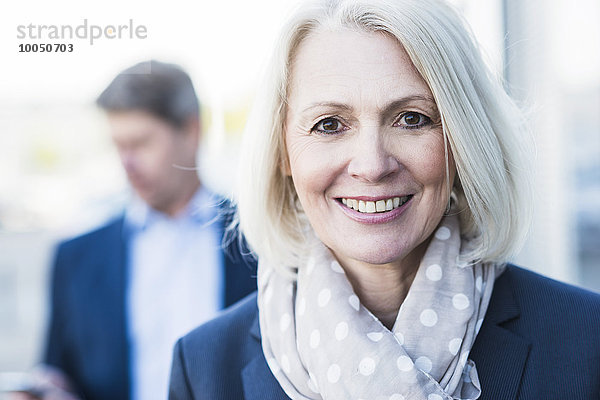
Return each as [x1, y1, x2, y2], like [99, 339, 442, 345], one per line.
[312, 117, 345, 134]
[396, 112, 430, 129]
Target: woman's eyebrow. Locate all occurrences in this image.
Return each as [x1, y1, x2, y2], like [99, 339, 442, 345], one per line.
[301, 102, 354, 114]
[381, 95, 437, 114]
[300, 96, 436, 114]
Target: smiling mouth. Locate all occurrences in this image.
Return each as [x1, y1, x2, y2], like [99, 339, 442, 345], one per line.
[339, 195, 413, 214]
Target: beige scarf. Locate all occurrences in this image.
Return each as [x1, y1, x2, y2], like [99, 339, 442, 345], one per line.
[258, 215, 501, 400]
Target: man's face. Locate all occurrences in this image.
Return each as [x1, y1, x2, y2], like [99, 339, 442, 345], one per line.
[107, 110, 198, 214]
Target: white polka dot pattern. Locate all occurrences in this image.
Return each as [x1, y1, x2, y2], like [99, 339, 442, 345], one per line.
[327, 364, 341, 383]
[358, 357, 376, 376]
[419, 309, 438, 327]
[264, 286, 273, 304]
[448, 338, 462, 355]
[335, 322, 349, 341]
[475, 276, 483, 292]
[367, 332, 383, 342]
[426, 264, 443, 281]
[395, 332, 405, 345]
[434, 226, 451, 240]
[396, 356, 413, 372]
[415, 356, 433, 373]
[452, 293, 470, 310]
[309, 329, 320, 349]
[280, 313, 291, 332]
[318, 288, 331, 307]
[331, 261, 344, 273]
[257, 215, 499, 400]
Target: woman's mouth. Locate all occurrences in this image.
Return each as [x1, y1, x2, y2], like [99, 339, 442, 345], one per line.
[339, 195, 413, 214]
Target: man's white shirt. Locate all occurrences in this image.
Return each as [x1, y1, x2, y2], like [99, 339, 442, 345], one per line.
[125, 188, 223, 400]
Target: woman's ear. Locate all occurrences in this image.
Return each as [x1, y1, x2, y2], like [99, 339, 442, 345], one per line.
[182, 116, 201, 144]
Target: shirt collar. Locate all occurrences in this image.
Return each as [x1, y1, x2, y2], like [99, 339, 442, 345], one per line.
[125, 186, 220, 232]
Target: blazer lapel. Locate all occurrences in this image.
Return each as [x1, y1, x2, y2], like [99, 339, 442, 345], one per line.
[106, 217, 131, 397]
[241, 316, 290, 400]
[79, 218, 130, 399]
[470, 269, 531, 399]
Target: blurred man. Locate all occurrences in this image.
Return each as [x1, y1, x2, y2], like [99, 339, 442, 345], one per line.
[32, 61, 256, 400]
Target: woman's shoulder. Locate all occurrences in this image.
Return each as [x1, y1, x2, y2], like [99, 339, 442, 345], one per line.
[503, 264, 600, 306]
[473, 265, 599, 398]
[498, 264, 600, 332]
[170, 292, 261, 398]
[178, 291, 259, 355]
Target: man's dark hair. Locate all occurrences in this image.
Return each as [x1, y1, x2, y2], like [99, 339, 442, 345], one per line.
[96, 60, 199, 129]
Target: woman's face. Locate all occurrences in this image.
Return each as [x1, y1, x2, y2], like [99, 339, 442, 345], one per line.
[284, 29, 455, 271]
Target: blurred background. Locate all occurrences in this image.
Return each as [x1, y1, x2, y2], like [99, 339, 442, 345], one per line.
[1, 0, 598, 376]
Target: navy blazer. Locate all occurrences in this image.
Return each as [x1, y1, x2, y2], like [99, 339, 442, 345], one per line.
[45, 208, 257, 400]
[169, 265, 600, 399]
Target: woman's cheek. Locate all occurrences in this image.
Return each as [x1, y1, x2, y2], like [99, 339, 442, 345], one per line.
[406, 135, 448, 183]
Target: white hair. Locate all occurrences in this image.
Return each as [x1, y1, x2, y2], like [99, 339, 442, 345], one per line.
[234, 0, 533, 274]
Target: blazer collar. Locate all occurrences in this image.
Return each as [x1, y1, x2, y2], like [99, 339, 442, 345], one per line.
[470, 267, 531, 399]
[242, 314, 290, 400]
[249, 313, 260, 341]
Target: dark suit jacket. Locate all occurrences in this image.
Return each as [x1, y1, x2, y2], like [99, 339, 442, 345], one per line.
[45, 208, 257, 400]
[169, 265, 600, 399]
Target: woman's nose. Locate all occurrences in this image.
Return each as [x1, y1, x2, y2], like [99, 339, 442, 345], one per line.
[347, 128, 400, 183]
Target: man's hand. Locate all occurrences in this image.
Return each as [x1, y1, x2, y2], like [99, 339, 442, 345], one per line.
[4, 365, 80, 400]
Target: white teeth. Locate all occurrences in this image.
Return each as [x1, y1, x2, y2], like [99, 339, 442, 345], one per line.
[341, 196, 410, 214]
[366, 201, 376, 213]
[385, 199, 393, 211]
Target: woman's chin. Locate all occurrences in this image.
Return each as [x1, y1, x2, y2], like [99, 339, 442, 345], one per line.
[332, 246, 414, 270]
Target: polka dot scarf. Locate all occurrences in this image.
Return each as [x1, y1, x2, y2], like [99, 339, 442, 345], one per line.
[257, 215, 501, 400]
